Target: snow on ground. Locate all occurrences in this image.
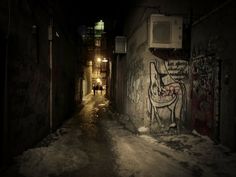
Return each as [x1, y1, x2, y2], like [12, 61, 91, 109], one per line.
[17, 145, 88, 177]
[17, 124, 89, 177]
[15, 94, 110, 177]
[104, 119, 194, 177]
[103, 114, 236, 177]
[14, 94, 236, 177]
[156, 130, 236, 177]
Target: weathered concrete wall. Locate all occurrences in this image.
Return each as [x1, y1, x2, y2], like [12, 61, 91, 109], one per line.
[113, 1, 236, 152]
[83, 61, 92, 96]
[191, 1, 236, 150]
[0, 0, 83, 163]
[114, 1, 191, 134]
[125, 20, 149, 129]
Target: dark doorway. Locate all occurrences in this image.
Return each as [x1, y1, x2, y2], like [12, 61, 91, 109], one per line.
[191, 54, 220, 139]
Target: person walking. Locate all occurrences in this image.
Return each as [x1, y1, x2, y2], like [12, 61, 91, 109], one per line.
[93, 84, 96, 95]
[100, 85, 103, 95]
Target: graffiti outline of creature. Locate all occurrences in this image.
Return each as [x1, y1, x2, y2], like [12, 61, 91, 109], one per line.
[148, 61, 184, 131]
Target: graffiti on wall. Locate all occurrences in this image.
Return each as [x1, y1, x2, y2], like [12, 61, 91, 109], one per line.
[148, 59, 188, 133]
[164, 60, 189, 81]
[191, 54, 217, 136]
[127, 59, 144, 103]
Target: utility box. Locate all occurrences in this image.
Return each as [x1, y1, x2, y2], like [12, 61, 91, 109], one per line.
[148, 14, 183, 49]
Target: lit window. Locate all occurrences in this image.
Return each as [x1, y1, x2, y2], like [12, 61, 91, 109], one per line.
[95, 20, 104, 31]
[95, 39, 101, 47]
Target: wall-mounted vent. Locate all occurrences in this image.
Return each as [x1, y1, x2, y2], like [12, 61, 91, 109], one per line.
[148, 14, 183, 49]
[115, 36, 127, 54]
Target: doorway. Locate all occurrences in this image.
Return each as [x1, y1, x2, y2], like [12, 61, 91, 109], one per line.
[191, 54, 220, 140]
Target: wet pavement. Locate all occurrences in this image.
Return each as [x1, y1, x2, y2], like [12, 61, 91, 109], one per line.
[1, 93, 236, 177]
[69, 94, 119, 177]
[1, 93, 119, 177]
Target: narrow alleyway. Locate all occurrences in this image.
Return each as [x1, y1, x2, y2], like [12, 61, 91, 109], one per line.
[68, 93, 119, 177]
[1, 93, 119, 177]
[1, 93, 236, 177]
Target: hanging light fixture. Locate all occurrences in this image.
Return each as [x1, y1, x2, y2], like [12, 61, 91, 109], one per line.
[102, 57, 108, 62]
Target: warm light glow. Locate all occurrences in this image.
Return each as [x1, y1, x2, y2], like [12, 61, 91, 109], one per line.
[97, 57, 101, 62]
[102, 58, 108, 62]
[96, 78, 102, 84]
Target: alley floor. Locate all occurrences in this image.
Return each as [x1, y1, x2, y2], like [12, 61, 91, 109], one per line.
[1, 93, 236, 177]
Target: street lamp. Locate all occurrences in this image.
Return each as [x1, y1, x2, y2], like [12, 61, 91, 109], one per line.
[102, 57, 108, 62]
[97, 57, 101, 62]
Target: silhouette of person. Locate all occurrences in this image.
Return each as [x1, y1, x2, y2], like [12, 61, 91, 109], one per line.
[100, 85, 103, 95]
[92, 84, 96, 95]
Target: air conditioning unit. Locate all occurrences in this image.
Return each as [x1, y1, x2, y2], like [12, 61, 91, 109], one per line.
[148, 14, 183, 49]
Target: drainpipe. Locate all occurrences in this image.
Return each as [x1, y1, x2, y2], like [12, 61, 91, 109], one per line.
[116, 54, 119, 109]
[48, 17, 53, 132]
[217, 58, 222, 142]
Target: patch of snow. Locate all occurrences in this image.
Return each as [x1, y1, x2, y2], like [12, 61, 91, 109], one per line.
[98, 103, 106, 107]
[17, 117, 88, 177]
[18, 146, 88, 177]
[15, 96, 236, 177]
[103, 118, 236, 177]
[17, 145, 88, 177]
[104, 120, 193, 177]
[138, 126, 149, 133]
[139, 135, 158, 144]
[192, 129, 201, 136]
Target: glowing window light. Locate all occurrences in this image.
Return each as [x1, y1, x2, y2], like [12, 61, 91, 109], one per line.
[95, 20, 104, 31]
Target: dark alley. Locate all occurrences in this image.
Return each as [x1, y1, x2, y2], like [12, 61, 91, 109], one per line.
[1, 94, 236, 177]
[1, 0, 236, 177]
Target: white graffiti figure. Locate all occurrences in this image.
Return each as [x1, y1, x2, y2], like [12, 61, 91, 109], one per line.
[148, 61, 184, 131]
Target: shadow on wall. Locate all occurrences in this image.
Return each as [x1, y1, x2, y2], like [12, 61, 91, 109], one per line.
[0, 32, 7, 167]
